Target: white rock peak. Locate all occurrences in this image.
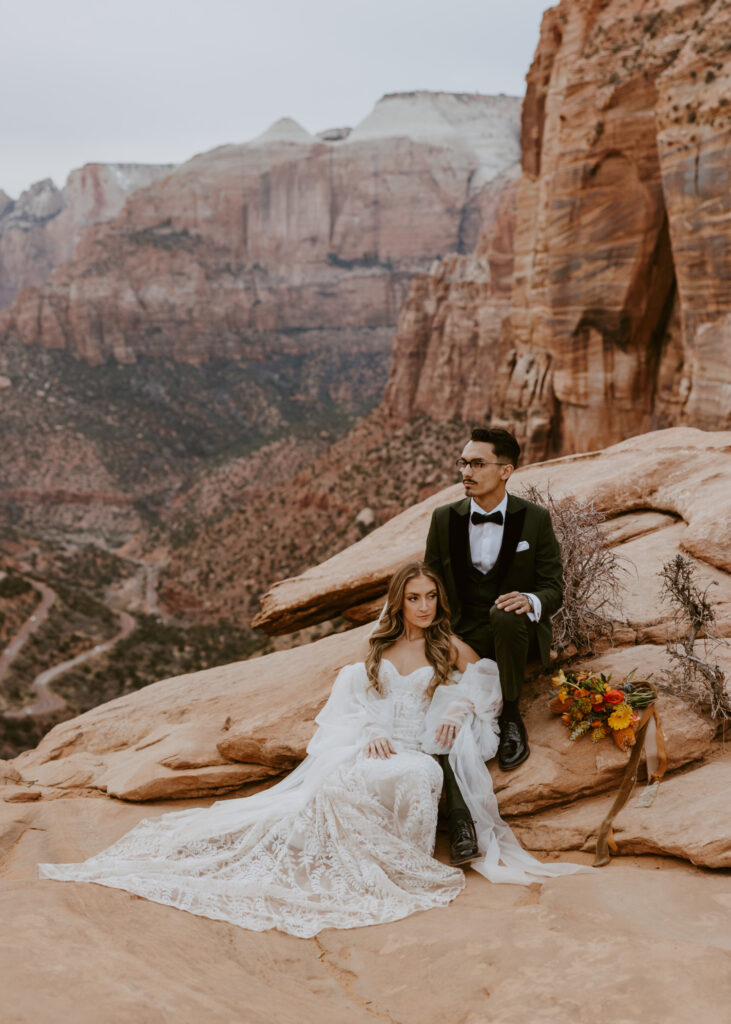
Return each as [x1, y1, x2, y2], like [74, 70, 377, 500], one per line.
[345, 91, 521, 185]
[251, 117, 317, 147]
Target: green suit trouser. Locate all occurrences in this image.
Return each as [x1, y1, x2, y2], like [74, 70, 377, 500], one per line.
[441, 606, 537, 820]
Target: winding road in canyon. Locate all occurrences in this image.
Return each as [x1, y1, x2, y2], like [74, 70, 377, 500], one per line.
[3, 608, 136, 719]
[1, 568, 137, 720]
[0, 578, 56, 687]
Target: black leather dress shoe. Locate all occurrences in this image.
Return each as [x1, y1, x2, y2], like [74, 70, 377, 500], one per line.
[448, 815, 480, 866]
[497, 718, 530, 771]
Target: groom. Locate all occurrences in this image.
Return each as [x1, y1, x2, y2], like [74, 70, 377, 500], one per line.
[424, 426, 563, 865]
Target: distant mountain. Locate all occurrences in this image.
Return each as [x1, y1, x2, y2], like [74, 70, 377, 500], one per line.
[0, 163, 174, 309]
[1, 92, 520, 367]
[0, 92, 521, 538]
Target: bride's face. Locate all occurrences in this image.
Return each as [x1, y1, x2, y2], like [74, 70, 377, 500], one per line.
[401, 575, 438, 632]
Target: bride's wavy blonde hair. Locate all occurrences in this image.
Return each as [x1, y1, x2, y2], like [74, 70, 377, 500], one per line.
[365, 561, 454, 700]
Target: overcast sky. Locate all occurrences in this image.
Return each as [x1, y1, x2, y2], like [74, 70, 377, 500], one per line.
[1, 0, 551, 199]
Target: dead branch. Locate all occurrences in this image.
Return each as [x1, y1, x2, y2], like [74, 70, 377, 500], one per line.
[659, 553, 729, 722]
[519, 484, 626, 656]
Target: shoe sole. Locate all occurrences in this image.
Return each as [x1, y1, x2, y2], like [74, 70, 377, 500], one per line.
[498, 746, 530, 772]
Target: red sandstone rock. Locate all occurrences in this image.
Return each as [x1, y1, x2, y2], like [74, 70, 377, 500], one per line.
[0, 94, 521, 366]
[512, 756, 731, 870]
[0, 164, 173, 309]
[13, 625, 371, 802]
[4, 789, 730, 1022]
[499, 0, 731, 459]
[383, 176, 519, 425]
[380, 1, 731, 460]
[252, 427, 731, 635]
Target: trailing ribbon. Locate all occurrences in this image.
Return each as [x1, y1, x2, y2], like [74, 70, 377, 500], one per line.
[593, 683, 665, 867]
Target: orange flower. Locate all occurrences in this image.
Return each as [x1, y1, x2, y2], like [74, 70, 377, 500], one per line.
[611, 727, 636, 751]
[590, 693, 605, 706]
[561, 713, 571, 725]
[590, 720, 604, 728]
[575, 687, 589, 698]
[604, 689, 625, 705]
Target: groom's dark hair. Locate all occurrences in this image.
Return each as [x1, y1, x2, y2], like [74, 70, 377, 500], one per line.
[470, 427, 521, 468]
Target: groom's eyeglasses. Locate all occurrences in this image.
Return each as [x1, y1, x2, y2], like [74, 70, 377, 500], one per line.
[455, 458, 506, 471]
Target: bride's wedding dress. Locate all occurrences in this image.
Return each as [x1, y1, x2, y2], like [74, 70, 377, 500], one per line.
[39, 659, 587, 937]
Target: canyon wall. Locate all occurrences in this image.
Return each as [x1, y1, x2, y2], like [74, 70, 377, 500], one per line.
[382, 175, 518, 425]
[0, 163, 174, 309]
[0, 93, 521, 367]
[382, 0, 730, 460]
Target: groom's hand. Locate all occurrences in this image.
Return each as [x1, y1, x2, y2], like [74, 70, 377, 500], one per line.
[494, 591, 532, 615]
[366, 738, 396, 759]
[435, 722, 458, 748]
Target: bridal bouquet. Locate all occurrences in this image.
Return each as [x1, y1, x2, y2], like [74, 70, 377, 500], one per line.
[548, 670, 656, 750]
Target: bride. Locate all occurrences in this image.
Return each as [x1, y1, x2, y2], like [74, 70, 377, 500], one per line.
[39, 562, 588, 937]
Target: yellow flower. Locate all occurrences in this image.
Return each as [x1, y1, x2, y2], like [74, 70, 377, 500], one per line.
[552, 670, 568, 687]
[608, 703, 633, 730]
[558, 688, 570, 702]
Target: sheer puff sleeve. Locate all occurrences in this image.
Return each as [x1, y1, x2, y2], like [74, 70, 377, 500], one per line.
[307, 662, 393, 757]
[421, 659, 502, 760]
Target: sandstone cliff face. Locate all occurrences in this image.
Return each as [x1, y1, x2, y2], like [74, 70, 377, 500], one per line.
[382, 175, 518, 424]
[382, 1, 730, 459]
[0, 164, 174, 309]
[0, 93, 520, 366]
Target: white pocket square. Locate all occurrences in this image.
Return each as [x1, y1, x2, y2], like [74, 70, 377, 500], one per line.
[516, 540, 530, 552]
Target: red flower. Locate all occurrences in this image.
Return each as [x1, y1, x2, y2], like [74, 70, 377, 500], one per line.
[604, 689, 625, 705]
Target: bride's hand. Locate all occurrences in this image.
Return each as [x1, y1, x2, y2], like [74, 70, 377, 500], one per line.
[366, 738, 396, 759]
[435, 722, 459, 749]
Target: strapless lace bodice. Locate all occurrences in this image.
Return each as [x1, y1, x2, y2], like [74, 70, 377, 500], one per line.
[380, 660, 433, 752]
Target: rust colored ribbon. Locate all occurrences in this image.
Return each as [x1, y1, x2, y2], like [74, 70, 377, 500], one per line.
[594, 684, 665, 867]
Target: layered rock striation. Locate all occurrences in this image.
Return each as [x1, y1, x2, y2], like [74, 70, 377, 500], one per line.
[382, 176, 519, 425]
[0, 93, 521, 366]
[381, 1, 731, 460]
[0, 164, 174, 309]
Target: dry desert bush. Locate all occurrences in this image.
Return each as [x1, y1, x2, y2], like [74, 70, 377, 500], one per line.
[518, 484, 625, 656]
[659, 553, 729, 723]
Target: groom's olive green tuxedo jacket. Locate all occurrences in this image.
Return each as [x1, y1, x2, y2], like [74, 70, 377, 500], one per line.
[424, 493, 563, 666]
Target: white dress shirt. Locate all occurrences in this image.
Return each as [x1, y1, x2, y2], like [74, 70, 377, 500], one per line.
[468, 495, 541, 622]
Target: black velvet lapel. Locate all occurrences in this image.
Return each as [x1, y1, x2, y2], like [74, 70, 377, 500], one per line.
[448, 500, 471, 601]
[494, 496, 526, 586]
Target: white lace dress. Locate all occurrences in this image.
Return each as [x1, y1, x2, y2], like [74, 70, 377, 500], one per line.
[39, 659, 588, 937]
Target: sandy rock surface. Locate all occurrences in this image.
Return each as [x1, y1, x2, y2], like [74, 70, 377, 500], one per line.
[13, 625, 371, 802]
[512, 755, 731, 870]
[0, 425, 728, 1020]
[253, 427, 731, 634]
[1, 791, 730, 1024]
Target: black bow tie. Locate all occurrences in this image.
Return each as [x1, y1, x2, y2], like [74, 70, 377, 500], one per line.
[471, 510, 503, 526]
